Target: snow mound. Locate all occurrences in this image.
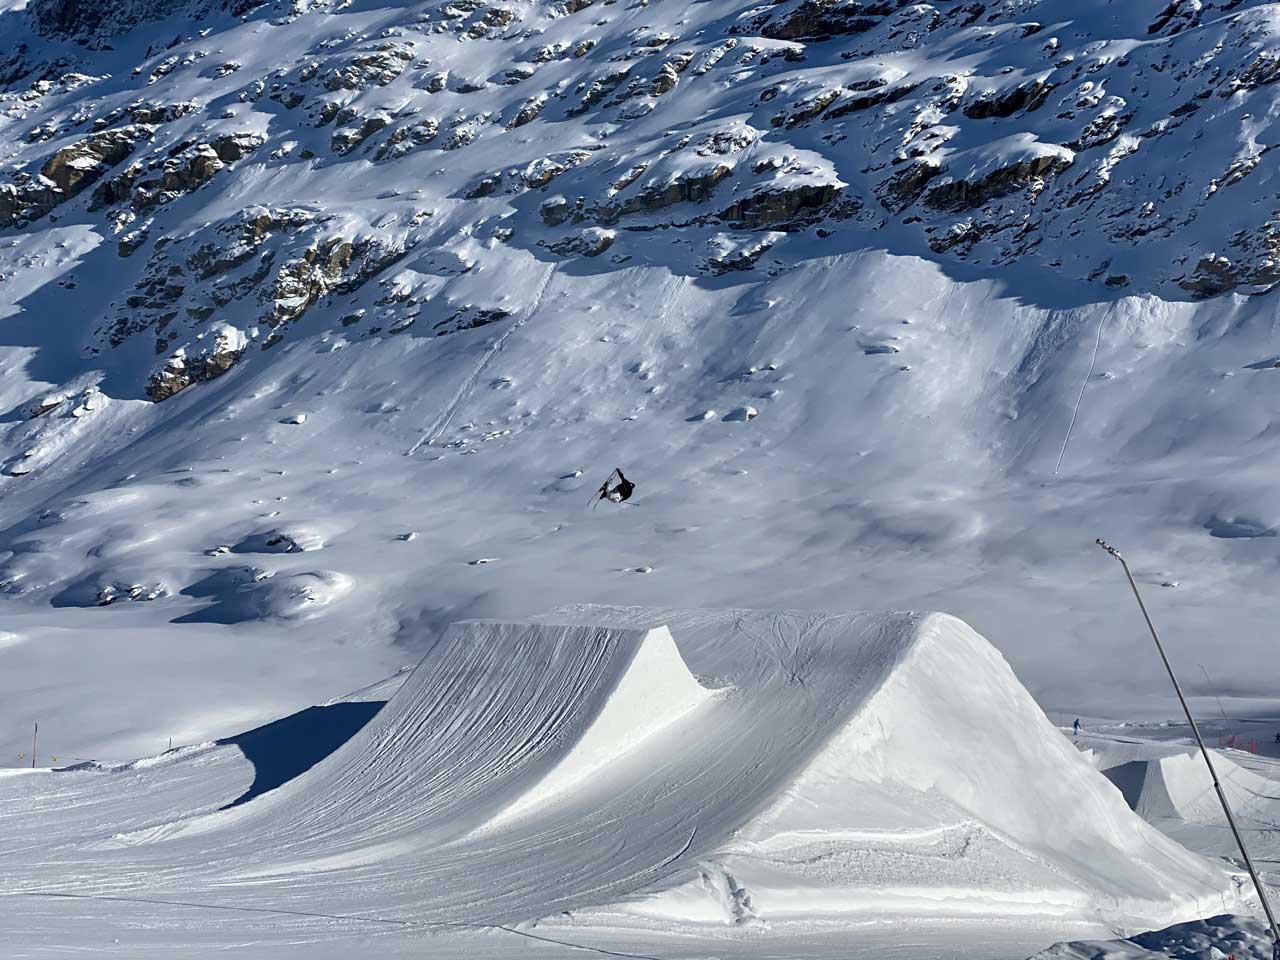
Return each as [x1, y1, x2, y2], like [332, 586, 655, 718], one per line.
[254, 570, 352, 620]
[233, 527, 326, 554]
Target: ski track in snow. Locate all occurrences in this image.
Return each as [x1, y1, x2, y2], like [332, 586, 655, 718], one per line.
[1055, 307, 1111, 475]
[405, 263, 558, 457]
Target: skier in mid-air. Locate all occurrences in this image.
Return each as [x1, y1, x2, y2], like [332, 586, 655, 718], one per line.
[593, 468, 635, 508]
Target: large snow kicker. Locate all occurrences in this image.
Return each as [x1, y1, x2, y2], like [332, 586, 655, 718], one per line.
[0, 609, 1239, 947]
[551, 609, 1238, 930]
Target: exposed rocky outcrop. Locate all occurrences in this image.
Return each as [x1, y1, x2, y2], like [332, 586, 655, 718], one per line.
[923, 154, 1072, 213]
[331, 114, 391, 155]
[823, 80, 918, 120]
[509, 94, 548, 128]
[704, 231, 781, 272]
[323, 44, 415, 91]
[4, 0, 1280, 417]
[97, 201, 410, 367]
[30, 0, 243, 39]
[145, 324, 246, 401]
[92, 100, 197, 130]
[718, 182, 841, 229]
[597, 163, 733, 222]
[1, 125, 153, 227]
[522, 151, 592, 189]
[1179, 213, 1280, 297]
[547, 227, 615, 258]
[260, 234, 413, 343]
[432, 305, 512, 335]
[753, 0, 911, 42]
[374, 119, 439, 160]
[962, 79, 1054, 120]
[771, 88, 841, 128]
[92, 132, 265, 211]
[877, 159, 942, 213]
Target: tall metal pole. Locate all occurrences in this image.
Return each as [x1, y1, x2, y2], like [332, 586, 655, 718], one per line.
[1096, 539, 1280, 959]
[31, 722, 36, 769]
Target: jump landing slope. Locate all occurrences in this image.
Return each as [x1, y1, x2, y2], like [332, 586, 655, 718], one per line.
[0, 609, 1242, 949]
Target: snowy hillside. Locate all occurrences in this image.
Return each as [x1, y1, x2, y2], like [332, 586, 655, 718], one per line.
[0, 610, 1246, 957]
[4, 0, 1280, 797]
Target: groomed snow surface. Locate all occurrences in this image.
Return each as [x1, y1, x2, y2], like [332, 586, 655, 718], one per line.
[0, 608, 1253, 958]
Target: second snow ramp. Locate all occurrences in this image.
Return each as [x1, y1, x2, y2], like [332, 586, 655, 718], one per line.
[1104, 748, 1280, 865]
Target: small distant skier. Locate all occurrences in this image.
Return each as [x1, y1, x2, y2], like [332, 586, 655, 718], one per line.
[1073, 718, 1081, 737]
[1274, 732, 1280, 745]
[593, 468, 635, 508]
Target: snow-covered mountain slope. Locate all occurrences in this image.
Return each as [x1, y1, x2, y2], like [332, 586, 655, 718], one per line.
[0, 611, 1243, 957]
[5, 0, 1280, 767]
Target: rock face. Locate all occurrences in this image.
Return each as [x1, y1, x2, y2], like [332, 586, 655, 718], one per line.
[261, 233, 411, 341]
[754, 0, 911, 42]
[93, 132, 265, 211]
[962, 79, 1054, 120]
[1, 125, 153, 227]
[548, 227, 615, 258]
[29, 0, 232, 38]
[145, 325, 246, 400]
[705, 232, 781, 272]
[878, 160, 942, 213]
[718, 182, 841, 229]
[924, 154, 1073, 213]
[42, 127, 149, 194]
[602, 163, 734, 221]
[331, 114, 390, 155]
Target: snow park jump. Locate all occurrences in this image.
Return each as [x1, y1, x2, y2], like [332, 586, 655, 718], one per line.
[0, 609, 1248, 957]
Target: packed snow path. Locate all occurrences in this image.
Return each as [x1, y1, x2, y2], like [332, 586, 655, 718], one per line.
[0, 610, 1241, 957]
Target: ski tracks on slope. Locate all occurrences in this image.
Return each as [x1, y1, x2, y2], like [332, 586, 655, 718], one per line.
[405, 263, 558, 457]
[1054, 304, 1111, 474]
